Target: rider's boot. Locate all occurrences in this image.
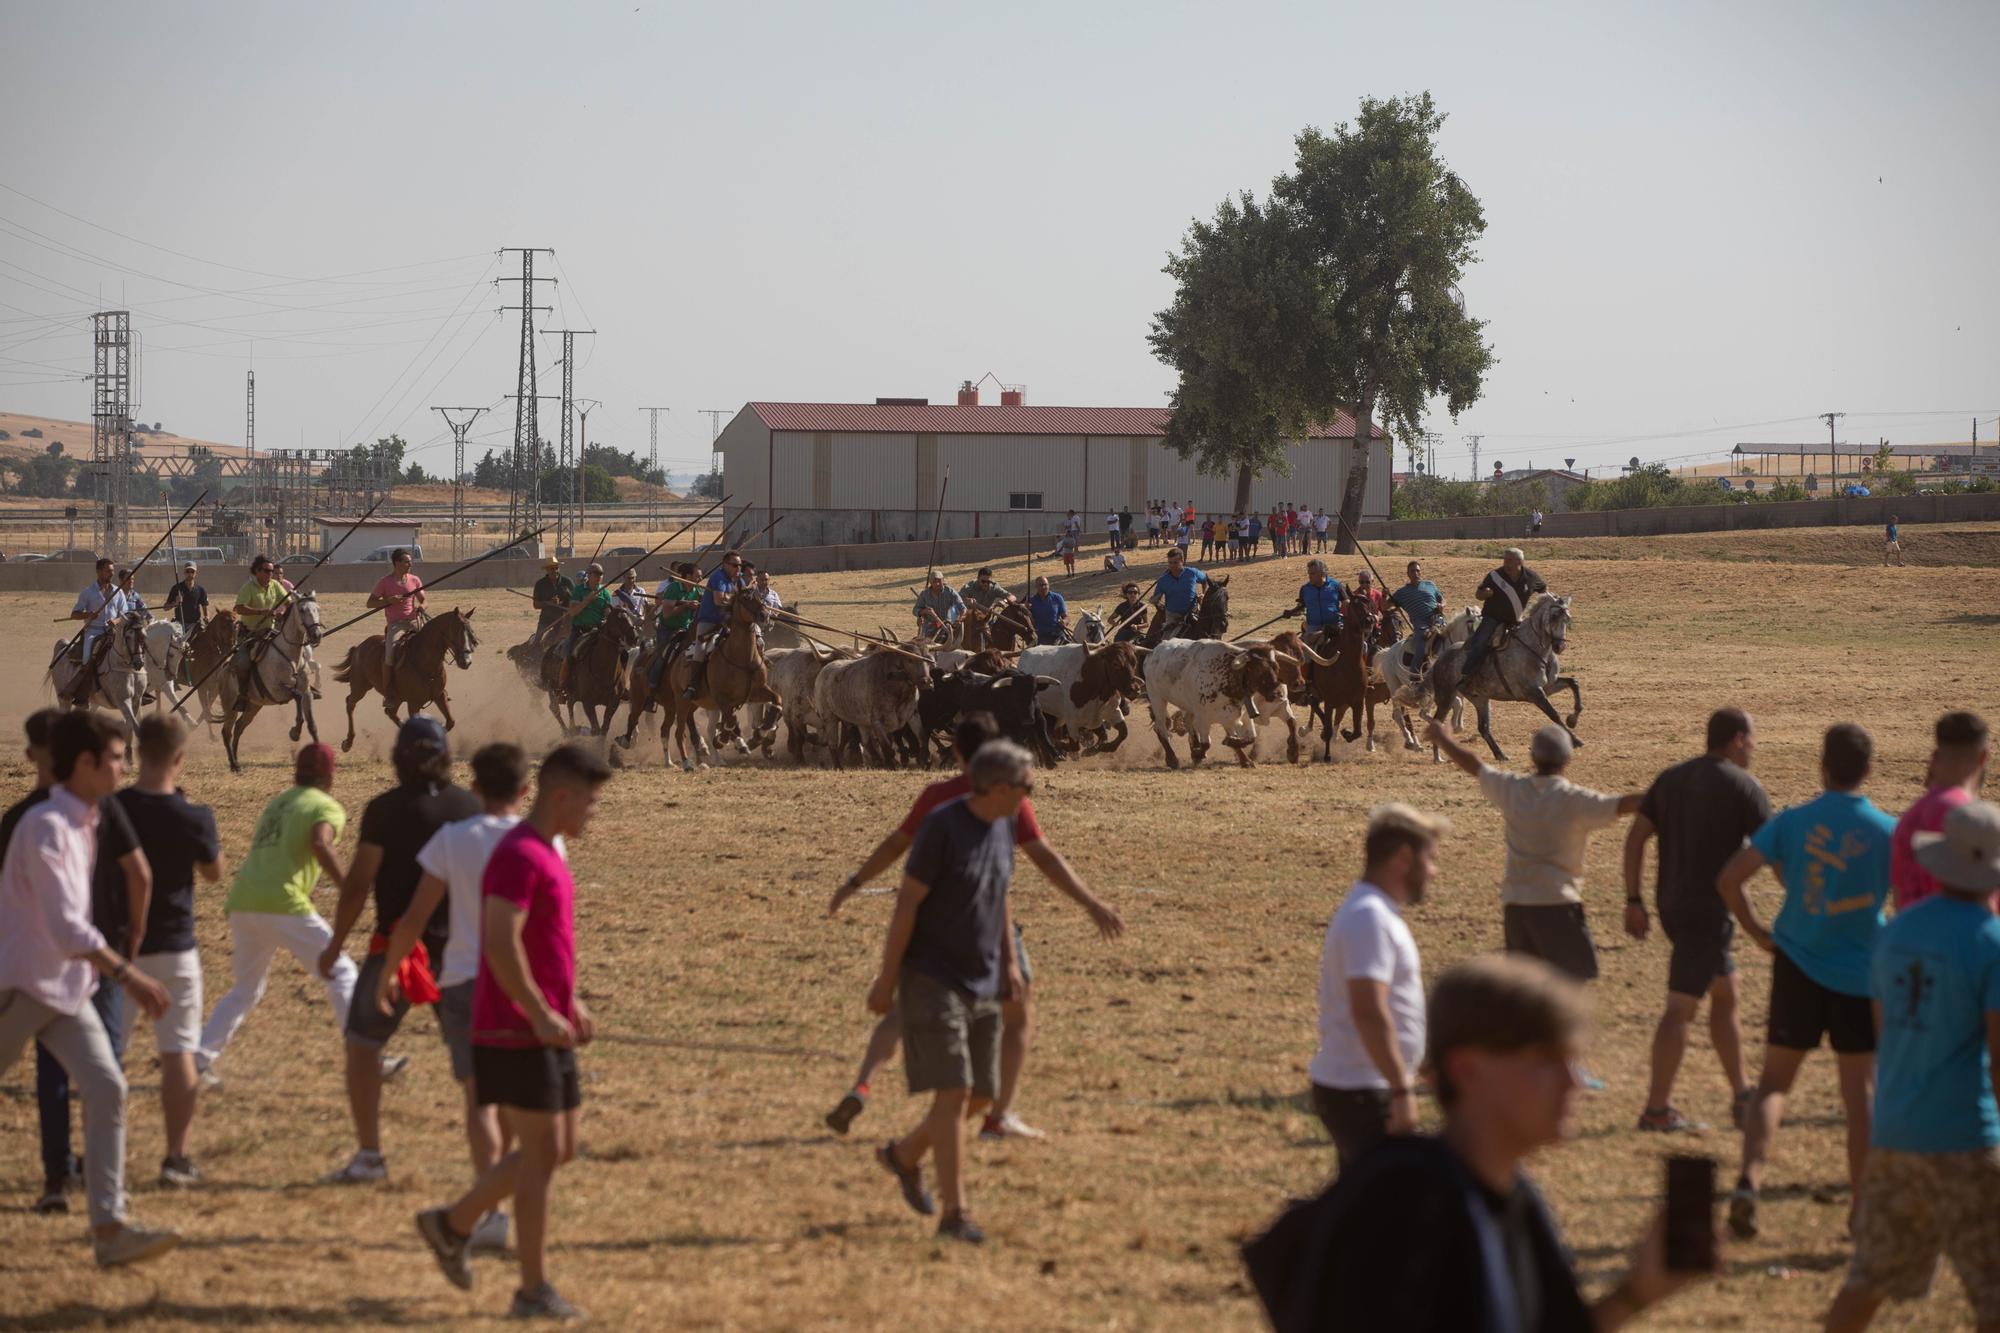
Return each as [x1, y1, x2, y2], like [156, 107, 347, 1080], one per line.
[681, 656, 707, 703]
[556, 656, 572, 701]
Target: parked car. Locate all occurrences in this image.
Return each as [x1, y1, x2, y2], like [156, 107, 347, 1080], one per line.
[13, 552, 46, 562]
[359, 544, 424, 563]
[45, 548, 98, 563]
[601, 546, 649, 562]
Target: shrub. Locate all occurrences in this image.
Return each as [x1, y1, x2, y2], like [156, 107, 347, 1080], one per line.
[1566, 465, 1733, 511]
[1392, 475, 1547, 519]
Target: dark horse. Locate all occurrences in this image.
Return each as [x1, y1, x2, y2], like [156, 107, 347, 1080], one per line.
[537, 608, 640, 738]
[330, 608, 479, 752]
[1141, 575, 1230, 647]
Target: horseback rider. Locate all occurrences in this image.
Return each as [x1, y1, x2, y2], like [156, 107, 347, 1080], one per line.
[1110, 582, 1150, 643]
[680, 549, 744, 701]
[912, 571, 964, 644]
[752, 569, 783, 614]
[115, 566, 148, 619]
[270, 558, 324, 699]
[1026, 575, 1068, 646]
[66, 557, 130, 706]
[959, 567, 1015, 615]
[526, 554, 573, 650]
[556, 562, 614, 699]
[1459, 547, 1547, 679]
[1387, 559, 1445, 675]
[613, 568, 647, 619]
[1285, 558, 1345, 650]
[645, 560, 701, 690]
[229, 553, 289, 687]
[164, 561, 207, 631]
[367, 547, 425, 673]
[1147, 545, 1208, 638]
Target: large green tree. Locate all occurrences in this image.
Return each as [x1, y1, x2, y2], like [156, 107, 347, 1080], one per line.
[1151, 93, 1492, 551]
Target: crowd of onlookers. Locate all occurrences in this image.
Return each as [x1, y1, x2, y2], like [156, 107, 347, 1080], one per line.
[1278, 707, 1999, 1331]
[1085, 500, 1336, 565]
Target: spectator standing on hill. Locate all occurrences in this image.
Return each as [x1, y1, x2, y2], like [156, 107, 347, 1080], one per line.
[1624, 707, 1769, 1134]
[1715, 724, 1894, 1240]
[868, 741, 1038, 1245]
[196, 744, 357, 1082]
[1308, 804, 1446, 1171]
[1882, 514, 1903, 566]
[415, 743, 611, 1322]
[319, 716, 479, 1185]
[1250, 956, 1716, 1332]
[95, 714, 220, 1189]
[1104, 507, 1121, 552]
[1117, 507, 1133, 554]
[0, 710, 179, 1268]
[1824, 800, 2000, 1332]
[1246, 512, 1263, 555]
[1891, 710, 1991, 912]
[1315, 506, 1332, 552]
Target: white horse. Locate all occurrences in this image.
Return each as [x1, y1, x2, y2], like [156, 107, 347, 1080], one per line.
[48, 611, 148, 741]
[142, 620, 189, 716]
[1372, 606, 1475, 751]
[1429, 594, 1584, 762]
[218, 594, 325, 772]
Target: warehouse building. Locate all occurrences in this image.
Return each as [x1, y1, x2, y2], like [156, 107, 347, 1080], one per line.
[716, 383, 1392, 548]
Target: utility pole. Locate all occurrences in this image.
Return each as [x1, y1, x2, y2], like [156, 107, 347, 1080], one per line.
[574, 398, 601, 547]
[433, 405, 489, 560]
[497, 248, 555, 544]
[1822, 411, 1844, 479]
[245, 370, 255, 459]
[699, 409, 729, 479]
[640, 406, 670, 532]
[1464, 433, 1483, 483]
[91, 311, 135, 561]
[545, 328, 595, 555]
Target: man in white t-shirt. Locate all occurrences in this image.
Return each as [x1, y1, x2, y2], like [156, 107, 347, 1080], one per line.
[373, 741, 564, 1256]
[1428, 719, 1641, 987]
[1308, 803, 1448, 1171]
[1314, 509, 1331, 552]
[1104, 509, 1121, 553]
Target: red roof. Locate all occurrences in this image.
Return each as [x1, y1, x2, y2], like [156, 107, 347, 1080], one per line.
[748, 402, 1381, 440]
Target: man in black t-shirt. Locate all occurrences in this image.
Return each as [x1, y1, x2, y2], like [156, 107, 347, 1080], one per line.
[1246, 957, 1710, 1331]
[162, 563, 208, 632]
[93, 715, 221, 1187]
[1624, 707, 1770, 1134]
[5, 708, 152, 1215]
[867, 741, 1031, 1247]
[318, 715, 480, 1184]
[1460, 548, 1548, 678]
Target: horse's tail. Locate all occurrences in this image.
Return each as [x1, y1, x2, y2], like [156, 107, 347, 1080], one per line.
[330, 643, 365, 684]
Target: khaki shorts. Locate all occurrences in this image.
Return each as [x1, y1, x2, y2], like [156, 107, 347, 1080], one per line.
[1844, 1145, 2000, 1321]
[134, 950, 203, 1055]
[897, 970, 1001, 1100]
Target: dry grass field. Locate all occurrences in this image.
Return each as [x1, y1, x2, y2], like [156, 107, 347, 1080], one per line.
[0, 521, 1996, 1330]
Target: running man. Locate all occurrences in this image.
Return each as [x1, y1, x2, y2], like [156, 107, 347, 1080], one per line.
[868, 740, 1037, 1244]
[196, 743, 358, 1083]
[827, 714, 1123, 1141]
[368, 548, 425, 673]
[320, 716, 479, 1184]
[377, 742, 549, 1257]
[1892, 711, 1991, 913]
[415, 743, 611, 1321]
[1624, 707, 1770, 1133]
[1716, 724, 1894, 1239]
[1883, 514, 1903, 567]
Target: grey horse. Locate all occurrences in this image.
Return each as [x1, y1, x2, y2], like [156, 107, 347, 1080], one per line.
[1427, 594, 1583, 761]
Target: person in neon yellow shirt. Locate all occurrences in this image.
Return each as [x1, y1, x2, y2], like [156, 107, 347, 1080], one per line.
[196, 743, 357, 1079]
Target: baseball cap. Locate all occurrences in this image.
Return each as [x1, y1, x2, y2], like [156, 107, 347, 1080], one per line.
[1529, 726, 1574, 766]
[294, 742, 337, 785]
[394, 715, 448, 754]
[182, 561, 197, 573]
[1913, 800, 2000, 893]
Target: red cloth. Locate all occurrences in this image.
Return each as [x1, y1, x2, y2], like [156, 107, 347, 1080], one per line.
[369, 930, 441, 1006]
[898, 773, 1043, 846]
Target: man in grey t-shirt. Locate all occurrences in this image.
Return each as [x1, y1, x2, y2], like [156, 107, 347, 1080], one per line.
[866, 741, 1032, 1247]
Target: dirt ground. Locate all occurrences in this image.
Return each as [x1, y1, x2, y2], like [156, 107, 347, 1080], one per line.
[0, 521, 1995, 1330]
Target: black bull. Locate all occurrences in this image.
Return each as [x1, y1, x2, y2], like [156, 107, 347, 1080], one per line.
[914, 667, 1063, 769]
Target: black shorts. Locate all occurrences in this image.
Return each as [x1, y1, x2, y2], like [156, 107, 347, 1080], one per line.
[1768, 948, 1875, 1054]
[1502, 903, 1599, 982]
[1661, 909, 1735, 999]
[472, 1044, 581, 1113]
[1310, 1084, 1392, 1173]
[344, 951, 411, 1048]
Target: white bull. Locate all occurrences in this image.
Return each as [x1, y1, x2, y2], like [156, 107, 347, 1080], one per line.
[1140, 638, 1294, 769]
[1018, 640, 1146, 754]
[813, 647, 928, 769]
[764, 645, 848, 761]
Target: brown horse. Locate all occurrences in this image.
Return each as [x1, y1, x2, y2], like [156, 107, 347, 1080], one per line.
[1291, 601, 1383, 760]
[965, 603, 1034, 653]
[329, 608, 479, 752]
[186, 611, 237, 725]
[654, 593, 778, 770]
[537, 609, 638, 738]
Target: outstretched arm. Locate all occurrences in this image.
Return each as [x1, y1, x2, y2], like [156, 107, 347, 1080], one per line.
[1022, 840, 1123, 939]
[1423, 718, 1482, 777]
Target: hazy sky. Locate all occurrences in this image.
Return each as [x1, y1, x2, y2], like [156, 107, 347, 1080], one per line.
[2, 0, 1994, 479]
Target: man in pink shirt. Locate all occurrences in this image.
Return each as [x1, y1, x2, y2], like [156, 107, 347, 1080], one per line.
[1891, 711, 1991, 912]
[415, 742, 611, 1322]
[0, 711, 179, 1268]
[367, 548, 425, 672]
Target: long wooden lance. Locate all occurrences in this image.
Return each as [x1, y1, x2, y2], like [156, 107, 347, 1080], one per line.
[701, 511, 786, 576]
[169, 496, 394, 716]
[593, 494, 734, 590]
[1332, 511, 1392, 591]
[1230, 610, 1294, 643]
[316, 525, 554, 639]
[686, 502, 753, 570]
[648, 567, 934, 666]
[49, 487, 211, 672]
[923, 467, 950, 578]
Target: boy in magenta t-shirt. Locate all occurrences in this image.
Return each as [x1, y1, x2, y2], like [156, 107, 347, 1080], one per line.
[1890, 711, 1992, 912]
[415, 743, 611, 1322]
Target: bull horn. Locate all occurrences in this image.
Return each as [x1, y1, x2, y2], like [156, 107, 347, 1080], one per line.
[1272, 651, 1301, 666]
[1292, 640, 1337, 667]
[1032, 675, 1062, 688]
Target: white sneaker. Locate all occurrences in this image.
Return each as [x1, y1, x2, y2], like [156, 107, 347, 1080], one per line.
[94, 1221, 180, 1268]
[322, 1150, 387, 1184]
[381, 1054, 411, 1083]
[194, 1055, 223, 1093]
[979, 1111, 1048, 1141]
[469, 1209, 510, 1255]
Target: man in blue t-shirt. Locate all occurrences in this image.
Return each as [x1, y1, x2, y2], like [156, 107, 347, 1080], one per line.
[1025, 576, 1067, 646]
[1826, 799, 2000, 1331]
[681, 550, 744, 700]
[1287, 560, 1344, 647]
[1388, 560, 1445, 673]
[1148, 547, 1208, 635]
[867, 741, 1033, 1248]
[1715, 724, 1894, 1240]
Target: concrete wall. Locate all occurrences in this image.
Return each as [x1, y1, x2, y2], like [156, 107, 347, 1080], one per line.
[1354, 489, 2000, 542]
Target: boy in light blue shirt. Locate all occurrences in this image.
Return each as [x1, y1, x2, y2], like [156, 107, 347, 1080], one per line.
[1826, 799, 2000, 1331]
[1716, 724, 1894, 1239]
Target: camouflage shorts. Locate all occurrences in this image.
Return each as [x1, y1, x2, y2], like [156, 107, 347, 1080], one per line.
[1844, 1145, 2000, 1321]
